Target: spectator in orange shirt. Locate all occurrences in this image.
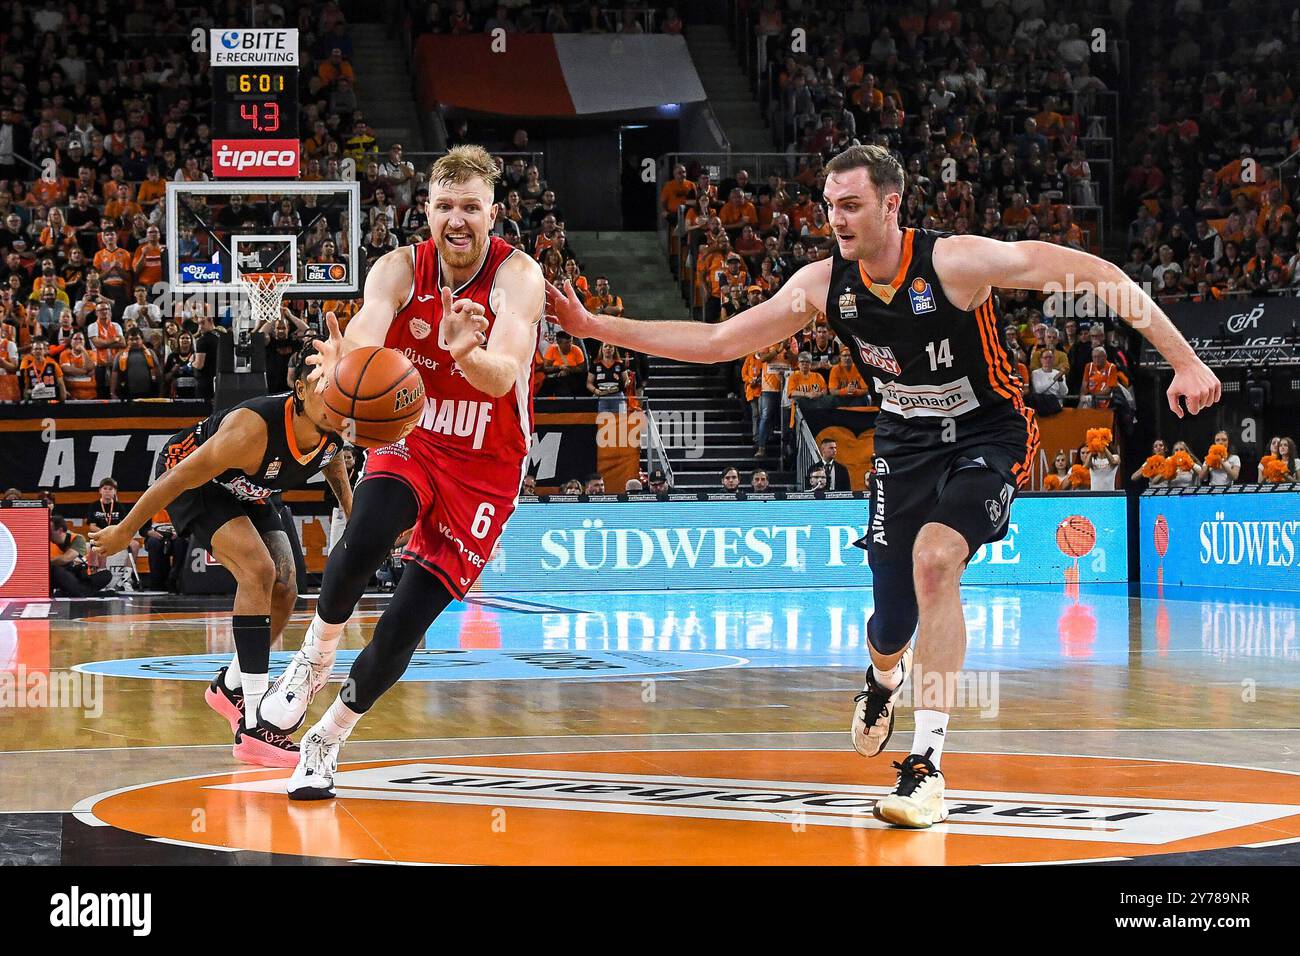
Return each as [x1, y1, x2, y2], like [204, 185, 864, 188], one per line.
[59, 331, 98, 399]
[561, 258, 589, 298]
[659, 164, 695, 225]
[93, 229, 132, 311]
[131, 225, 164, 290]
[136, 166, 167, 209]
[318, 49, 356, 88]
[584, 276, 624, 317]
[828, 347, 870, 406]
[104, 183, 142, 225]
[0, 319, 19, 401]
[708, 253, 749, 323]
[89, 300, 125, 395]
[784, 352, 828, 461]
[1081, 346, 1124, 409]
[1001, 192, 1032, 230]
[37, 208, 79, 262]
[540, 330, 587, 397]
[719, 187, 758, 237]
[19, 337, 65, 401]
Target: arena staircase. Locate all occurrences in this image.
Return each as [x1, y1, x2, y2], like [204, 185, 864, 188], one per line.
[349, 23, 425, 148]
[684, 25, 773, 152]
[568, 231, 794, 491]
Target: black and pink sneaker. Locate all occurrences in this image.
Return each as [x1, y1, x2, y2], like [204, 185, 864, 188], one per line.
[233, 720, 301, 769]
[205, 667, 244, 733]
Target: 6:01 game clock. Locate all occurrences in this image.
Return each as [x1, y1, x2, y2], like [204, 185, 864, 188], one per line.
[211, 66, 298, 139]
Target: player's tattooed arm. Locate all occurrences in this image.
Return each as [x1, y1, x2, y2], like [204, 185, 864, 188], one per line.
[308, 247, 412, 392]
[545, 258, 828, 364]
[87, 411, 266, 557]
[934, 234, 1221, 418]
[448, 252, 544, 398]
[322, 453, 353, 520]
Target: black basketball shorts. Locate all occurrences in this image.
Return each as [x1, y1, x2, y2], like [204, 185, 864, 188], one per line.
[858, 421, 1032, 565]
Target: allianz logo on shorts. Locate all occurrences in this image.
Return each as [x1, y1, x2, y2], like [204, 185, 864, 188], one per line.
[876, 376, 980, 418]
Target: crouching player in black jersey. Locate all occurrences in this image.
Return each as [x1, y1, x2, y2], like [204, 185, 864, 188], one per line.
[89, 342, 352, 768]
[547, 144, 1221, 828]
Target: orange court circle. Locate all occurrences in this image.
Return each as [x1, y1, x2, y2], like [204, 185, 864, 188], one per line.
[84, 750, 1300, 866]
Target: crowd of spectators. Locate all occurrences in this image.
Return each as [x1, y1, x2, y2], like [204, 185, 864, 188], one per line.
[412, 2, 684, 36]
[0, 0, 371, 403]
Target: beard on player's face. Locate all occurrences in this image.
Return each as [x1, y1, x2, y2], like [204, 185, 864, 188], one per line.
[429, 183, 494, 268]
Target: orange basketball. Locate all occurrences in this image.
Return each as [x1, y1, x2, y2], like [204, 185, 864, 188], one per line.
[321, 346, 425, 448]
[1055, 514, 1097, 559]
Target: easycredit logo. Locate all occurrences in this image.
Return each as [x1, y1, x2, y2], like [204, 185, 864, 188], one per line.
[212, 139, 300, 177]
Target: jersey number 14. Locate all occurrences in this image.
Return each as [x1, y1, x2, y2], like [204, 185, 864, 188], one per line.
[926, 338, 954, 371]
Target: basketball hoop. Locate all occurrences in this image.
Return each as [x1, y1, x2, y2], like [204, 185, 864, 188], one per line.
[240, 271, 294, 326]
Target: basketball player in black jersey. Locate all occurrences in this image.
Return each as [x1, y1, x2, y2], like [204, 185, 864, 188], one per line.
[88, 343, 353, 768]
[547, 144, 1220, 828]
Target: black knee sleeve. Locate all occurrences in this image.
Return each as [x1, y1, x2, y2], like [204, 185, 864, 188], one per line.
[316, 476, 419, 625]
[866, 558, 919, 656]
[345, 563, 454, 712]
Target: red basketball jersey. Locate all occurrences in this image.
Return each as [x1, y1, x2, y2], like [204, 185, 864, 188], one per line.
[386, 236, 536, 462]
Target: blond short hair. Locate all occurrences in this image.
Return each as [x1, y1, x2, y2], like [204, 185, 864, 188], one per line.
[429, 145, 500, 191]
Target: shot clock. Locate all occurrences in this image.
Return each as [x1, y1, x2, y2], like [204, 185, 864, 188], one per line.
[212, 68, 297, 137]
[208, 28, 301, 178]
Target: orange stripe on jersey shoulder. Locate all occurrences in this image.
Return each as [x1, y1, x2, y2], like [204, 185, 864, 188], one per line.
[284, 394, 326, 465]
[858, 227, 915, 292]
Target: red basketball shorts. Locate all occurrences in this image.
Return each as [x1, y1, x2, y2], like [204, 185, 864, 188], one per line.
[360, 428, 524, 599]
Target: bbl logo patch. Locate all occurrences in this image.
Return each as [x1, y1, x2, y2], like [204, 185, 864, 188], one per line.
[409, 317, 431, 340]
[908, 277, 936, 314]
[263, 458, 281, 481]
[838, 292, 858, 320]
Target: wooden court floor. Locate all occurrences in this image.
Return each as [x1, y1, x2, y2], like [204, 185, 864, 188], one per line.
[2, 585, 1299, 865]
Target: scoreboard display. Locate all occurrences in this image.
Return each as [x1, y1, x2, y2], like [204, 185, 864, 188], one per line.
[212, 67, 298, 139]
[209, 28, 300, 178]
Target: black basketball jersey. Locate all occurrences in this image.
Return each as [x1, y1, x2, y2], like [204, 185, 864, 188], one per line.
[163, 393, 342, 502]
[824, 227, 1032, 434]
[591, 358, 626, 393]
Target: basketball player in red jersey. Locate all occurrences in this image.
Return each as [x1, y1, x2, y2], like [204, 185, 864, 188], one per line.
[548, 144, 1221, 827]
[258, 145, 545, 799]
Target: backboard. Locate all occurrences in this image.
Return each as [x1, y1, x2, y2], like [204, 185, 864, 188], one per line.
[164, 180, 362, 298]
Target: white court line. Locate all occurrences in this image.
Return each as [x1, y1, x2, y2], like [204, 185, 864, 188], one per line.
[349, 859, 464, 866]
[984, 856, 1133, 866]
[1242, 836, 1300, 849]
[5, 727, 1300, 758]
[147, 836, 238, 852]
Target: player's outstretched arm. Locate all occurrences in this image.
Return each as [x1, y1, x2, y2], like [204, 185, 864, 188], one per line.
[444, 252, 543, 398]
[307, 247, 412, 393]
[935, 235, 1221, 418]
[544, 258, 829, 364]
[87, 411, 265, 558]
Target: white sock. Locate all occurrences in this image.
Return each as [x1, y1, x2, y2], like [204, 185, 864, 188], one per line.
[242, 672, 269, 729]
[911, 710, 949, 768]
[319, 696, 362, 742]
[304, 614, 344, 663]
[223, 654, 242, 690]
[872, 661, 903, 691]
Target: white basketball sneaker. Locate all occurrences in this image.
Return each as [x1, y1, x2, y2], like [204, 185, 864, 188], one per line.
[260, 636, 336, 733]
[287, 728, 341, 801]
[873, 749, 948, 829]
[851, 646, 912, 757]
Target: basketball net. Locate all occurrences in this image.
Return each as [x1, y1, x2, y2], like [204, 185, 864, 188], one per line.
[240, 271, 294, 327]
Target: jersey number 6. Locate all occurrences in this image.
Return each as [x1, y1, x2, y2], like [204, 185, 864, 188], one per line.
[471, 502, 495, 539]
